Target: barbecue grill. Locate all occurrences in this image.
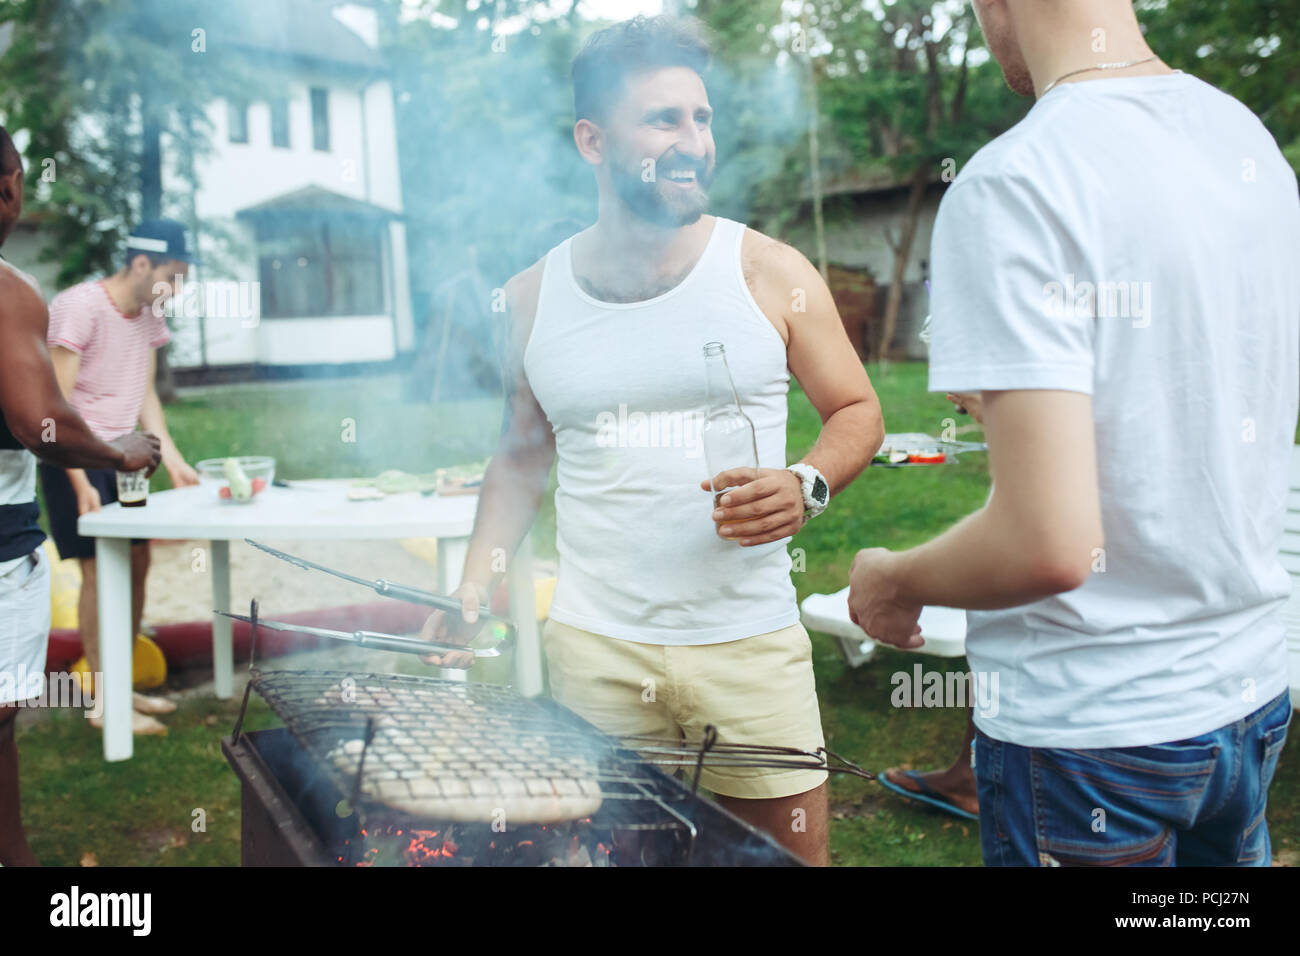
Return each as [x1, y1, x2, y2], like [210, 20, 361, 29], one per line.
[224, 673, 812, 866]
[220, 547, 874, 867]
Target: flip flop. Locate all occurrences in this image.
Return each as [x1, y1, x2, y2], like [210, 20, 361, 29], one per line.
[89, 710, 169, 737]
[877, 768, 978, 821]
[132, 692, 177, 716]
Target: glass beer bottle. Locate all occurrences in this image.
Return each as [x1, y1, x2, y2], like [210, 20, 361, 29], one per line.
[702, 342, 759, 537]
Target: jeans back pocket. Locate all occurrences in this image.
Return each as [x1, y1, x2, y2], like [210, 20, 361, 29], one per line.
[1031, 743, 1218, 866]
[1258, 698, 1292, 794]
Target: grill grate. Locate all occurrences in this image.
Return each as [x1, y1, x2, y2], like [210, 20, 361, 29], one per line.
[251, 670, 629, 825]
[247, 667, 872, 845]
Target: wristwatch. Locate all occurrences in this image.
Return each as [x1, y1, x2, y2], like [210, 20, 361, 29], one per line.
[788, 463, 830, 520]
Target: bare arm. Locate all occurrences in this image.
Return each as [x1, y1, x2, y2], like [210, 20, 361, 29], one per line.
[0, 274, 155, 471]
[764, 238, 884, 493]
[459, 266, 556, 593]
[139, 350, 198, 485]
[705, 233, 884, 546]
[48, 345, 92, 493]
[49, 343, 80, 399]
[848, 389, 1104, 646]
[418, 262, 556, 660]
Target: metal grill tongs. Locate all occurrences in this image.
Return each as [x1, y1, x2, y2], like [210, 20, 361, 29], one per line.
[214, 610, 505, 663]
[228, 539, 515, 663]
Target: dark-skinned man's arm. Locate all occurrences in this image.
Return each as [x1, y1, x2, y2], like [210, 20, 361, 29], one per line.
[0, 272, 161, 473]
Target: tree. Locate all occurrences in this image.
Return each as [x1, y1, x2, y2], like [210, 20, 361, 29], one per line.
[388, 1, 590, 290]
[0, 0, 257, 397]
[1139, 0, 1300, 173]
[688, 0, 815, 235]
[806, 0, 1027, 358]
[382, 1, 592, 398]
[696, 0, 1026, 359]
[0, 0, 255, 282]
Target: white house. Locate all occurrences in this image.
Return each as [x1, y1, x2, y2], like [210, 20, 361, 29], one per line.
[163, 0, 414, 373]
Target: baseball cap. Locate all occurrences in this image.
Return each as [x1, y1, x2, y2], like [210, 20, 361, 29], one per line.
[125, 219, 200, 265]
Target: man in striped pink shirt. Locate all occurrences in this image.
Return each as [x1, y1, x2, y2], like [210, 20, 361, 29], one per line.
[39, 220, 200, 735]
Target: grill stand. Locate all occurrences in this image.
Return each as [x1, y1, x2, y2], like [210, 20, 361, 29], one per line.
[222, 598, 833, 866]
[223, 732, 334, 866]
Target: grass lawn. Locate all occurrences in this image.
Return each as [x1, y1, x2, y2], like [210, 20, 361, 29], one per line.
[17, 363, 1299, 866]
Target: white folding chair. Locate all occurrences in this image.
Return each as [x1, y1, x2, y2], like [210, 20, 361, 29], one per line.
[800, 587, 967, 665]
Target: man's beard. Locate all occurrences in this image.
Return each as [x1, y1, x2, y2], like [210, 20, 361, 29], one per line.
[609, 152, 714, 228]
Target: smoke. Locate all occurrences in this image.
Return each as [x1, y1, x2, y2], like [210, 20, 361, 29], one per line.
[385, 8, 807, 401]
[21, 2, 809, 475]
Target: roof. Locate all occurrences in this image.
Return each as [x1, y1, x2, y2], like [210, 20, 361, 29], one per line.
[218, 0, 385, 73]
[235, 185, 401, 224]
[798, 166, 948, 201]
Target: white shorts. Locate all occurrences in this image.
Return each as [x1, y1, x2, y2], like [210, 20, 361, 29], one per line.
[0, 548, 50, 705]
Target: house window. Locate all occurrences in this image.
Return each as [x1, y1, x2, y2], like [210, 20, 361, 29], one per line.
[256, 219, 385, 318]
[310, 88, 330, 151]
[270, 97, 290, 149]
[227, 101, 249, 144]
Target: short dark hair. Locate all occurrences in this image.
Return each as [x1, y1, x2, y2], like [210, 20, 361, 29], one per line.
[123, 250, 170, 272]
[0, 127, 22, 176]
[571, 15, 712, 124]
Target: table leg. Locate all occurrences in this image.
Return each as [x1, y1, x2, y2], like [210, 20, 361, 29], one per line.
[96, 537, 134, 762]
[507, 537, 543, 697]
[436, 537, 469, 683]
[211, 539, 232, 699]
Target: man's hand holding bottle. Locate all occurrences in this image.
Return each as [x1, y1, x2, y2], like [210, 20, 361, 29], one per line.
[702, 467, 805, 546]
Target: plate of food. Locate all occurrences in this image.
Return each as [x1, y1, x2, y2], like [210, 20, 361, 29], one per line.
[870, 434, 986, 467]
[435, 459, 489, 496]
[345, 460, 490, 501]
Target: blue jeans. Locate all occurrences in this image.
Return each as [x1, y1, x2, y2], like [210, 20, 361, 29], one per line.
[975, 691, 1293, 866]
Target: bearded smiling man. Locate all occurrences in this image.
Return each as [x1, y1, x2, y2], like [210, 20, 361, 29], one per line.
[420, 15, 883, 865]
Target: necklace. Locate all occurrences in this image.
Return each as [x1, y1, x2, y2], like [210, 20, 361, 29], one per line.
[1041, 55, 1162, 95]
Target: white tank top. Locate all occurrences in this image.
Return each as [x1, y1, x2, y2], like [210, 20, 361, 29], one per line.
[524, 217, 799, 645]
[0, 258, 42, 509]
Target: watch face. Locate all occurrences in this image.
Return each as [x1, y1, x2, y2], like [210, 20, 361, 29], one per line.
[812, 476, 829, 505]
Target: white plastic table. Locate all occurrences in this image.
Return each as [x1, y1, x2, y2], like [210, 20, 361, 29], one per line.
[78, 481, 542, 761]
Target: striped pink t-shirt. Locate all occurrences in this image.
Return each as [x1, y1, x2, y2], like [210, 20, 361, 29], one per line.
[46, 280, 170, 441]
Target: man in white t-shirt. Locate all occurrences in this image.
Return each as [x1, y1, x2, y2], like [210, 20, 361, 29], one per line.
[848, 0, 1298, 866]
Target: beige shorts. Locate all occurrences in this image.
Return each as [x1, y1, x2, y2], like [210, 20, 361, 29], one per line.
[542, 618, 828, 800]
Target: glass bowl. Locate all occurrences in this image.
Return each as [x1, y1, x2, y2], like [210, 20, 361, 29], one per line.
[196, 456, 276, 504]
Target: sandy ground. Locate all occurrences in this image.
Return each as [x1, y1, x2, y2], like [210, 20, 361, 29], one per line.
[142, 538, 442, 625]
